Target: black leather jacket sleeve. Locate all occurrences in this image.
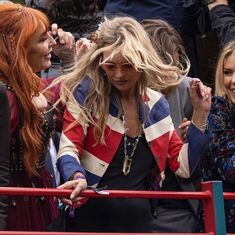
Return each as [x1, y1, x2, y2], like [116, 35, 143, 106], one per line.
[209, 4, 235, 45]
[0, 83, 10, 230]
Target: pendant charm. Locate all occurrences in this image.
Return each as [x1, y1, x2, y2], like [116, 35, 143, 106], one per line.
[122, 155, 132, 175]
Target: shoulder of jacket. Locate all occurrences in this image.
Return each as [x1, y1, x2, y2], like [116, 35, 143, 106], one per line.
[146, 87, 163, 101]
[74, 76, 91, 105]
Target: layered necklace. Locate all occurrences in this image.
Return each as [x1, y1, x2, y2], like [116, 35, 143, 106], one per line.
[122, 112, 142, 175]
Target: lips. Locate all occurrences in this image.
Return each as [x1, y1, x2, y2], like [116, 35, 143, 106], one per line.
[114, 80, 128, 84]
[228, 89, 235, 104]
[45, 53, 51, 59]
[229, 88, 235, 96]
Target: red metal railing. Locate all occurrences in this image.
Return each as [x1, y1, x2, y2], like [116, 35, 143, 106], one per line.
[0, 187, 211, 199]
[0, 181, 234, 235]
[0, 232, 215, 235]
[223, 192, 235, 200]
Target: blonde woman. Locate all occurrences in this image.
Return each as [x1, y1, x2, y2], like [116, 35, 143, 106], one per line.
[200, 40, 235, 232]
[56, 16, 212, 232]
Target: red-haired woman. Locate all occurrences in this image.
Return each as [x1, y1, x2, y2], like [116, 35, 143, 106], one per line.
[0, 3, 73, 231]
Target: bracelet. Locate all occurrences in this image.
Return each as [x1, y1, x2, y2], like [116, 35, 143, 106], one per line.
[191, 121, 208, 131]
[74, 175, 86, 180]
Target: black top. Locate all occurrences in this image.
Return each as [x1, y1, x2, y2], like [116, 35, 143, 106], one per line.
[65, 134, 157, 232]
[0, 82, 10, 230]
[209, 4, 235, 45]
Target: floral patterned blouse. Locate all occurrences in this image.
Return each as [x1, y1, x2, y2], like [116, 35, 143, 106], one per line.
[201, 96, 235, 232]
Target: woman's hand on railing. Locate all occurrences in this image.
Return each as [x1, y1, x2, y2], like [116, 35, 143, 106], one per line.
[57, 173, 87, 207]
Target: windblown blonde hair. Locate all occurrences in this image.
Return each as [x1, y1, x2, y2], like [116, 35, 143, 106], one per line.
[58, 16, 182, 144]
[215, 40, 235, 102]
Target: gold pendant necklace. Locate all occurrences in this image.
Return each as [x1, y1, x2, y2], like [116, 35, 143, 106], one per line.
[123, 155, 133, 175]
[122, 113, 142, 175]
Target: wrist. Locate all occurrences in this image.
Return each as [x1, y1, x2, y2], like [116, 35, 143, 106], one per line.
[191, 120, 208, 132]
[192, 111, 209, 120]
[71, 172, 86, 181]
[192, 112, 209, 132]
[60, 58, 74, 71]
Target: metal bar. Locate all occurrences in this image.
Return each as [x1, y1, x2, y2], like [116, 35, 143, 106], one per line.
[0, 187, 210, 199]
[202, 181, 226, 235]
[223, 192, 235, 200]
[0, 232, 214, 235]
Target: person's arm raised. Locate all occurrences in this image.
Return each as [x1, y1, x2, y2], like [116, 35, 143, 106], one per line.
[189, 78, 211, 133]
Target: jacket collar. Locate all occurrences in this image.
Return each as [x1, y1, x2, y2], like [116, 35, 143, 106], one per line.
[109, 91, 150, 123]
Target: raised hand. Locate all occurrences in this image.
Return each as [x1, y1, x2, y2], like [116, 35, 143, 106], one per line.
[189, 78, 211, 132]
[49, 23, 75, 68]
[75, 38, 93, 62]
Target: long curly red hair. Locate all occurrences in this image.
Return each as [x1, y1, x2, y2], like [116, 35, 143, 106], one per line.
[0, 3, 50, 177]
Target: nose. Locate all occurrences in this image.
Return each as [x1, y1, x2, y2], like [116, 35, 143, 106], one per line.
[47, 32, 57, 46]
[114, 66, 124, 78]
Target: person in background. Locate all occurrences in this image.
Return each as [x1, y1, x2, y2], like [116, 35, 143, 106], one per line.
[0, 3, 74, 231]
[142, 19, 192, 133]
[142, 18, 199, 233]
[104, 0, 181, 31]
[25, 0, 103, 79]
[55, 16, 212, 232]
[0, 82, 10, 230]
[25, 0, 104, 40]
[199, 39, 235, 233]
[208, 0, 235, 45]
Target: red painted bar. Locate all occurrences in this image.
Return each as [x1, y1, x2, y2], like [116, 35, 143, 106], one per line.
[224, 192, 235, 200]
[0, 232, 214, 235]
[0, 184, 223, 234]
[0, 187, 210, 199]
[202, 182, 216, 234]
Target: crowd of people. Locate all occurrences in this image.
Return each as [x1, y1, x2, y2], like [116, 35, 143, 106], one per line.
[0, 0, 234, 233]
